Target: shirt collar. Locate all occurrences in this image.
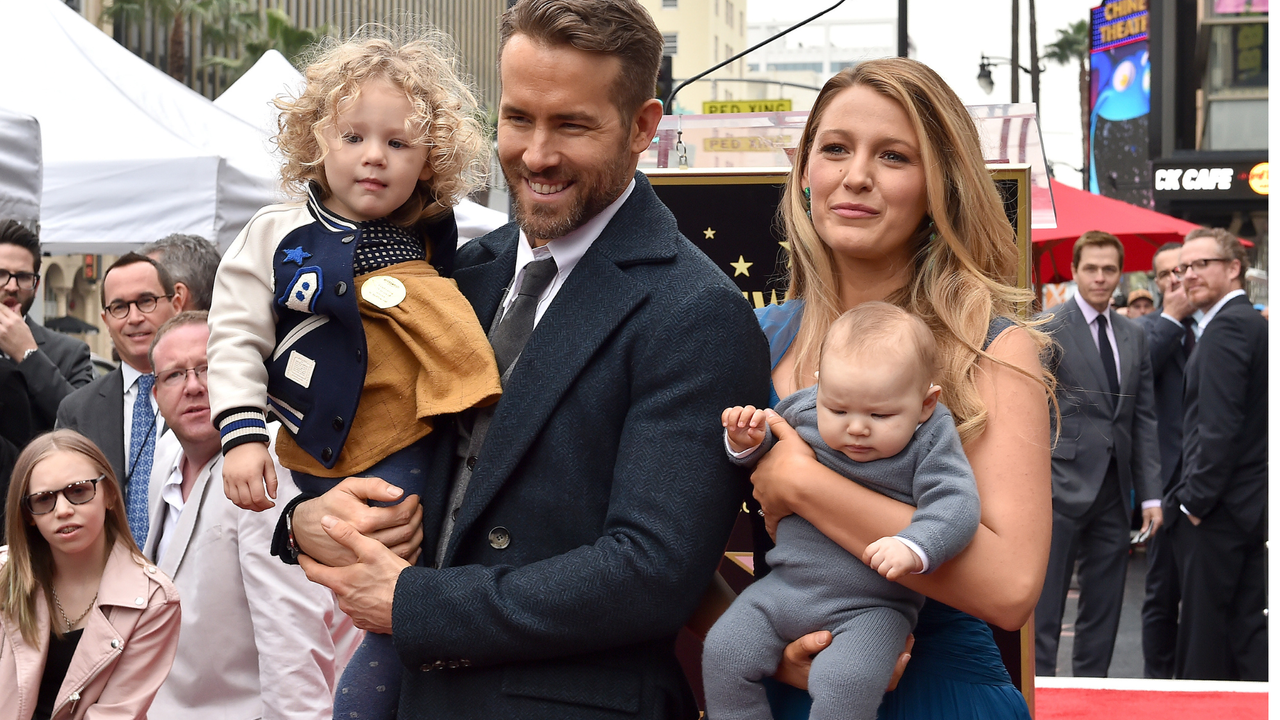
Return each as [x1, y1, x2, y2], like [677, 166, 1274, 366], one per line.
[306, 181, 359, 233]
[1198, 288, 1246, 330]
[122, 362, 148, 393]
[1073, 290, 1109, 325]
[513, 179, 636, 278]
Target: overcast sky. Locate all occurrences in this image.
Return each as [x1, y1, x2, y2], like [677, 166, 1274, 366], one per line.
[747, 0, 1101, 189]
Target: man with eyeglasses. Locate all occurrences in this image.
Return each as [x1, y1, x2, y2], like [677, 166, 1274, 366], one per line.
[0, 220, 94, 435]
[140, 310, 358, 719]
[1035, 230, 1161, 678]
[56, 252, 185, 547]
[1135, 241, 1197, 678]
[1167, 227, 1267, 681]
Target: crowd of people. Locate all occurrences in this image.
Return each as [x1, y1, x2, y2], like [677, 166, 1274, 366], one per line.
[0, 0, 1266, 719]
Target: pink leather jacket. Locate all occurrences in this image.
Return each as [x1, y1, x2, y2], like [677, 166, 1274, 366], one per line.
[0, 541, 181, 720]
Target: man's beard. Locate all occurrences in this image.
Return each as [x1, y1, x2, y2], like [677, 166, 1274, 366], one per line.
[2, 292, 34, 318]
[502, 145, 633, 242]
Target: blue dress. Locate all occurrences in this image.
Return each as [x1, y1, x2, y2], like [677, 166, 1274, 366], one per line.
[753, 300, 1031, 720]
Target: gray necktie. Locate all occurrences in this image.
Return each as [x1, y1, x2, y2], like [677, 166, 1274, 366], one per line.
[491, 257, 558, 374]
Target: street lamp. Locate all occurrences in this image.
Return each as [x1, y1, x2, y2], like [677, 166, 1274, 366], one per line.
[976, 53, 1044, 104]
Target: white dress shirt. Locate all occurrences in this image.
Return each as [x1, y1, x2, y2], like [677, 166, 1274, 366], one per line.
[499, 179, 636, 328]
[1196, 288, 1246, 335]
[1073, 292, 1122, 385]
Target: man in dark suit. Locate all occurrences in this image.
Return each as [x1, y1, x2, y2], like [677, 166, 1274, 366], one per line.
[57, 253, 185, 547]
[1170, 228, 1267, 681]
[1136, 242, 1196, 678]
[1035, 231, 1162, 677]
[0, 220, 94, 435]
[283, 2, 770, 717]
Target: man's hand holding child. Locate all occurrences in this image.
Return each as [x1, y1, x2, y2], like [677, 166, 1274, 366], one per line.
[723, 405, 768, 453]
[223, 442, 278, 512]
[863, 537, 923, 581]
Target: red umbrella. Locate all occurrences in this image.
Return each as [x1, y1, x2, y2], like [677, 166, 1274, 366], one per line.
[1031, 180, 1204, 284]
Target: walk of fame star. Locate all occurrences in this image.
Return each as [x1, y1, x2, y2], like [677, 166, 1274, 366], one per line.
[704, 227, 716, 239]
[730, 255, 753, 277]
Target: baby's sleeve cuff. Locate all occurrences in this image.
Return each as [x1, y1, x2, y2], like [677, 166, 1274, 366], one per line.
[217, 407, 270, 454]
[893, 535, 931, 574]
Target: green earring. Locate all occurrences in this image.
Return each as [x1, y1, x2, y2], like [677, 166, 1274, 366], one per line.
[803, 187, 812, 219]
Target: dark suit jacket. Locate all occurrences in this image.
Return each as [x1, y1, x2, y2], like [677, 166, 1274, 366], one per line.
[1043, 299, 1161, 517]
[1174, 294, 1267, 532]
[56, 366, 127, 483]
[21, 317, 95, 433]
[1135, 311, 1189, 493]
[391, 173, 771, 719]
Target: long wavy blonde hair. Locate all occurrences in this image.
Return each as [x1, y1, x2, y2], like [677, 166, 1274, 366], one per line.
[1, 431, 141, 645]
[275, 26, 489, 226]
[782, 58, 1052, 444]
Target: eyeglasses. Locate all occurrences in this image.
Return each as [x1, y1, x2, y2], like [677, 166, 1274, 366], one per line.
[104, 294, 173, 319]
[155, 364, 209, 389]
[0, 270, 39, 290]
[1172, 257, 1230, 278]
[23, 476, 104, 515]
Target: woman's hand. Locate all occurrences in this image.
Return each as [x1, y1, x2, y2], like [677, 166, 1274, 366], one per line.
[774, 632, 914, 691]
[751, 410, 818, 539]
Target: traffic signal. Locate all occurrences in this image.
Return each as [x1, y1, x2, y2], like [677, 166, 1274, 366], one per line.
[657, 55, 673, 114]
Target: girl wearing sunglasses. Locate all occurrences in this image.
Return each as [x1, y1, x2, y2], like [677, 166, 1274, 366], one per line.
[1, 430, 180, 720]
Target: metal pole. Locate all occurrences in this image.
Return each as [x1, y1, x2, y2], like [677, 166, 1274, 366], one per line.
[898, 0, 908, 57]
[1010, 0, 1020, 103]
[1029, 0, 1040, 108]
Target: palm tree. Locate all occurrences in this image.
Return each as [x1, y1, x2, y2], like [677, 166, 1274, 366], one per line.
[205, 9, 332, 83]
[1043, 20, 1090, 183]
[103, 0, 252, 81]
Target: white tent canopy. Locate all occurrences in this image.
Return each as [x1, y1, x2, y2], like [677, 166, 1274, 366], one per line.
[0, 107, 41, 226]
[215, 50, 509, 242]
[0, 0, 280, 253]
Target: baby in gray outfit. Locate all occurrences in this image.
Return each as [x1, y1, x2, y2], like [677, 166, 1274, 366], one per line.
[702, 302, 981, 720]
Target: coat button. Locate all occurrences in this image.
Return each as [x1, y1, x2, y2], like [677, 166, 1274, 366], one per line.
[460, 659, 472, 667]
[321, 447, 333, 462]
[465, 456, 477, 471]
[447, 660, 459, 669]
[356, 349, 363, 361]
[341, 234, 355, 244]
[420, 664, 432, 672]
[111, 639, 121, 649]
[335, 281, 348, 296]
[134, 597, 144, 606]
[488, 527, 510, 550]
[333, 417, 344, 431]
[146, 566, 156, 574]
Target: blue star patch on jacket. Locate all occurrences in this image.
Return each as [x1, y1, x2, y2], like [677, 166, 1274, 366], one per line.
[282, 246, 312, 265]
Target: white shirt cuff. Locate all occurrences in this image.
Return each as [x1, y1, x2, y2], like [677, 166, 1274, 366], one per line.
[1141, 499, 1162, 510]
[1180, 503, 1194, 518]
[723, 429, 761, 459]
[893, 536, 930, 574]
[1160, 312, 1185, 328]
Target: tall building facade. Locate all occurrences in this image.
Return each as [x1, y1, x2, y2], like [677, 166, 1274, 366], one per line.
[640, 0, 747, 113]
[1148, 0, 1268, 303]
[79, 0, 505, 111]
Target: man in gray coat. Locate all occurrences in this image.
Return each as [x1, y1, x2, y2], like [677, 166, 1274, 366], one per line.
[0, 220, 94, 435]
[1035, 231, 1162, 677]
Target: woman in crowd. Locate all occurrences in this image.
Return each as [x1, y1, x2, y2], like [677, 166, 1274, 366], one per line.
[0, 430, 180, 720]
[750, 58, 1054, 718]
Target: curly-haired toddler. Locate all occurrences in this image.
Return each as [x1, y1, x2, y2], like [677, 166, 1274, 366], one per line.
[206, 29, 502, 719]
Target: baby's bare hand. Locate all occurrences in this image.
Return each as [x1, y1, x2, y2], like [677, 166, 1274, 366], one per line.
[722, 405, 768, 453]
[863, 537, 923, 582]
[223, 442, 278, 512]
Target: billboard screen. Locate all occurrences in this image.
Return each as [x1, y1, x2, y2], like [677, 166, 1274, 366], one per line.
[1089, 0, 1152, 207]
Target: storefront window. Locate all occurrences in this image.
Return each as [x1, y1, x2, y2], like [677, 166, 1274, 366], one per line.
[1201, 11, 1267, 149]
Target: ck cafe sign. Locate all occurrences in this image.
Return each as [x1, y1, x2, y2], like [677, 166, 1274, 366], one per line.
[1154, 160, 1269, 200]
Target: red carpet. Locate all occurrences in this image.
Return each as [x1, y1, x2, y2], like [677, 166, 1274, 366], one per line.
[1034, 678, 1268, 719]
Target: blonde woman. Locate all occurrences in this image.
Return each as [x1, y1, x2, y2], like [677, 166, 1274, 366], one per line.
[745, 58, 1053, 718]
[0, 430, 180, 720]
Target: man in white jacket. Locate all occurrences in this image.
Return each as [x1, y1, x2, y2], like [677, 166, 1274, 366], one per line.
[143, 311, 359, 719]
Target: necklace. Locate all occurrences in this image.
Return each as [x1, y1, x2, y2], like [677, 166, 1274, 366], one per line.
[51, 587, 98, 633]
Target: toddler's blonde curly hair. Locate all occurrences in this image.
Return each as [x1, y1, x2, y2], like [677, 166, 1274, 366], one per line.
[275, 26, 489, 226]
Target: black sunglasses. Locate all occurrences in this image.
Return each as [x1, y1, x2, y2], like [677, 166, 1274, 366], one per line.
[23, 476, 104, 516]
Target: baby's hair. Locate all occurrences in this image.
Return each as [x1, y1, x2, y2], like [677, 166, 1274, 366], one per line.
[820, 302, 939, 384]
[275, 25, 489, 226]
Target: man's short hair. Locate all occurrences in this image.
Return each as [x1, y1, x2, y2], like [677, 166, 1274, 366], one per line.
[1152, 241, 1182, 268]
[148, 310, 209, 371]
[139, 234, 221, 311]
[1184, 227, 1249, 275]
[0, 219, 41, 273]
[1072, 230, 1125, 270]
[499, 0, 663, 122]
[100, 253, 176, 307]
